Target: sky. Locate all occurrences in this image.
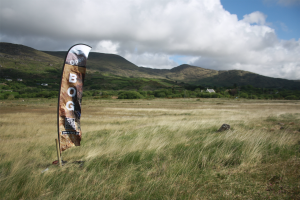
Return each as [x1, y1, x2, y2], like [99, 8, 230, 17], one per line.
[0, 0, 299, 80]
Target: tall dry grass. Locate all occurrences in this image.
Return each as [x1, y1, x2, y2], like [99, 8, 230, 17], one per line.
[0, 98, 299, 199]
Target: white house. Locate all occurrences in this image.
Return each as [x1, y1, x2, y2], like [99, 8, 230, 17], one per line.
[41, 83, 48, 86]
[206, 89, 215, 93]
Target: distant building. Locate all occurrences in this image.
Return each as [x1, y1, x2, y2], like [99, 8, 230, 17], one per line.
[5, 79, 12, 81]
[17, 79, 23, 81]
[206, 89, 215, 93]
[41, 83, 48, 86]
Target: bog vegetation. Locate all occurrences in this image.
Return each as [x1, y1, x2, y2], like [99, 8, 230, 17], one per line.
[0, 98, 299, 199]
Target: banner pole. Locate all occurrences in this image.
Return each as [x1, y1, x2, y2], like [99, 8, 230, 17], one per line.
[55, 139, 62, 167]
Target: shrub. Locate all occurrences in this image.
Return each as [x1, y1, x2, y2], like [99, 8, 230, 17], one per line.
[139, 91, 147, 97]
[171, 94, 183, 98]
[285, 95, 297, 100]
[7, 94, 14, 100]
[83, 91, 93, 97]
[211, 93, 222, 98]
[118, 91, 144, 99]
[155, 92, 166, 98]
[20, 94, 28, 98]
[197, 93, 211, 98]
[250, 95, 258, 99]
[147, 95, 155, 99]
[240, 93, 248, 98]
[92, 90, 101, 96]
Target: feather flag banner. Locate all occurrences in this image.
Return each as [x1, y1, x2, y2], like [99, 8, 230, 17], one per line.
[57, 44, 92, 152]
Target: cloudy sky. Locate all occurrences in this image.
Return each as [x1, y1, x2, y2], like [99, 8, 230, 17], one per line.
[1, 0, 300, 80]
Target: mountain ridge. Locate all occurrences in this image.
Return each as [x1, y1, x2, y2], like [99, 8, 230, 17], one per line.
[1, 42, 299, 89]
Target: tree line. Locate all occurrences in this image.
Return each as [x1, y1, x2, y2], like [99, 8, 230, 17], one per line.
[0, 79, 299, 100]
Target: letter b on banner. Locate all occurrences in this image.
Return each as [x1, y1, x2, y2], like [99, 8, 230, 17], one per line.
[69, 73, 77, 83]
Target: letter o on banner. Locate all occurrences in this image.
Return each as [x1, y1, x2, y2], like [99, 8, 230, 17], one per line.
[67, 87, 76, 97]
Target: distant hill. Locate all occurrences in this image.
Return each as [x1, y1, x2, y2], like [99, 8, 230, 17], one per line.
[1, 42, 299, 89]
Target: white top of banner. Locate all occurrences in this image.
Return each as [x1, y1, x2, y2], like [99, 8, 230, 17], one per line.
[69, 44, 92, 59]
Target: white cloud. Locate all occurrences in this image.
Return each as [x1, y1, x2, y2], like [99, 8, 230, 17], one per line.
[94, 40, 119, 54]
[242, 11, 267, 25]
[0, 0, 299, 79]
[124, 52, 177, 69]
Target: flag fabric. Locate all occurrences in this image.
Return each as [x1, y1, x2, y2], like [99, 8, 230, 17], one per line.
[57, 44, 92, 152]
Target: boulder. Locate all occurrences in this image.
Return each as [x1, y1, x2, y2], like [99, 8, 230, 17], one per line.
[218, 124, 230, 132]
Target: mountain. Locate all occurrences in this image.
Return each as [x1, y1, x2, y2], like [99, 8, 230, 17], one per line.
[44, 50, 169, 78]
[1, 42, 299, 89]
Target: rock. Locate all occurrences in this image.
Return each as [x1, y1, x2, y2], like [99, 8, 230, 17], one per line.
[218, 124, 230, 132]
[278, 123, 285, 126]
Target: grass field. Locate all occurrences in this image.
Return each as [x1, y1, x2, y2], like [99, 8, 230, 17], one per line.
[0, 98, 300, 199]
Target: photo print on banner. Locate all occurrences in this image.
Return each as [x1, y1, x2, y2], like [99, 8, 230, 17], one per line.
[57, 44, 92, 152]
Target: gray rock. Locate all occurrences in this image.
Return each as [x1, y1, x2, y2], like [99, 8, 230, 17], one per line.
[218, 124, 230, 132]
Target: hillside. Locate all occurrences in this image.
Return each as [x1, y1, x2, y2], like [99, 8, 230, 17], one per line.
[0, 43, 62, 82]
[44, 51, 169, 79]
[1, 42, 300, 89]
[195, 70, 298, 89]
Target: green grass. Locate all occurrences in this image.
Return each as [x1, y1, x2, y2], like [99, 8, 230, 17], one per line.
[0, 98, 299, 199]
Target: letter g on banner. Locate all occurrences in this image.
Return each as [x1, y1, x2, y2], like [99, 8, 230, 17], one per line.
[66, 101, 74, 111]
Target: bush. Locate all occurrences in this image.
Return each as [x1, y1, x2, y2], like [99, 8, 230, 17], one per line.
[118, 91, 144, 99]
[171, 94, 183, 98]
[83, 91, 93, 97]
[7, 94, 14, 100]
[240, 93, 248, 98]
[3, 93, 10, 99]
[147, 95, 155, 99]
[139, 91, 147, 97]
[36, 91, 52, 98]
[147, 91, 154, 95]
[197, 93, 211, 98]
[92, 90, 101, 96]
[211, 93, 222, 98]
[155, 92, 166, 98]
[285, 95, 298, 100]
